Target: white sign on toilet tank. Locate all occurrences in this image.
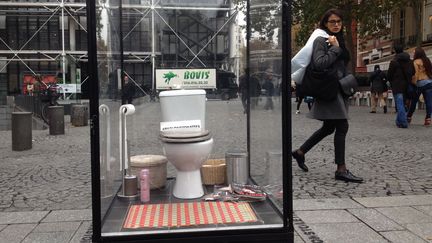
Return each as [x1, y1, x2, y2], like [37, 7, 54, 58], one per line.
[156, 68, 216, 90]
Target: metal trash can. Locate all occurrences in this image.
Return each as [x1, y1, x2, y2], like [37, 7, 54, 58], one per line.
[225, 151, 248, 185]
[265, 150, 282, 185]
[48, 106, 64, 135]
[12, 112, 32, 151]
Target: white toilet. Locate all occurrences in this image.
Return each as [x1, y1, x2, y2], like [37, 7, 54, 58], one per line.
[159, 89, 214, 199]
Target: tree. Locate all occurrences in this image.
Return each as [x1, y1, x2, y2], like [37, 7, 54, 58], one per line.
[234, 0, 420, 72]
[234, 0, 282, 43]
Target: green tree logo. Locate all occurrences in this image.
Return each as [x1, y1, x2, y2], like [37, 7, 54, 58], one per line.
[163, 71, 178, 84]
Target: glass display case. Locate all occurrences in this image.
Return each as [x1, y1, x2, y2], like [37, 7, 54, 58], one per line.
[88, 0, 293, 242]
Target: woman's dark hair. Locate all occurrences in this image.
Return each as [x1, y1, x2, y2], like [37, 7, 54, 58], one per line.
[319, 9, 343, 30]
[318, 9, 350, 64]
[413, 47, 432, 78]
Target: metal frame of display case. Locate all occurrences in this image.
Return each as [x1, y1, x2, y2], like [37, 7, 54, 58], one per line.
[88, 0, 293, 242]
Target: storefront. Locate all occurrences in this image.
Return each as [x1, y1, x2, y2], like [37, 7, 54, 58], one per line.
[87, 0, 293, 242]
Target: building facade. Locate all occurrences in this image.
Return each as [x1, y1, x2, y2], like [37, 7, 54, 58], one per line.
[359, 1, 432, 73]
[0, 0, 237, 103]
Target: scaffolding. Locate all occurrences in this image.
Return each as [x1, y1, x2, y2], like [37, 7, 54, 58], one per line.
[0, 0, 241, 99]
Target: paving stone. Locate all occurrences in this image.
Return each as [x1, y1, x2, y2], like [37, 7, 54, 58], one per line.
[380, 230, 428, 243]
[22, 231, 75, 243]
[0, 211, 49, 224]
[413, 205, 432, 217]
[293, 234, 305, 243]
[33, 221, 81, 233]
[376, 207, 432, 224]
[0, 225, 6, 232]
[293, 198, 364, 211]
[295, 210, 359, 224]
[405, 223, 432, 242]
[69, 221, 91, 243]
[308, 222, 388, 243]
[0, 224, 36, 243]
[348, 208, 404, 232]
[354, 195, 432, 207]
[42, 209, 92, 222]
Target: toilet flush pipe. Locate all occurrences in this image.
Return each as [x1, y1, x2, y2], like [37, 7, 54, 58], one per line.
[119, 104, 135, 195]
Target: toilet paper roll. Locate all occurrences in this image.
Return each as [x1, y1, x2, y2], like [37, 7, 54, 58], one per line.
[120, 104, 135, 115]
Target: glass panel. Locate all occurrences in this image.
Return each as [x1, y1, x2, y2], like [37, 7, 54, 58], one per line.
[249, 0, 283, 209]
[97, 0, 123, 219]
[98, 0, 286, 237]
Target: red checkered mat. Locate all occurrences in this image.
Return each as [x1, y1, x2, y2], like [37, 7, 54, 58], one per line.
[123, 201, 258, 229]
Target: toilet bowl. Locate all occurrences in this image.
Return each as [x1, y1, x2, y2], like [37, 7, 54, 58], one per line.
[159, 89, 213, 199]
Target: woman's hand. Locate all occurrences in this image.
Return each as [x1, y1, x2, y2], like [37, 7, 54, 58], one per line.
[327, 35, 339, 47]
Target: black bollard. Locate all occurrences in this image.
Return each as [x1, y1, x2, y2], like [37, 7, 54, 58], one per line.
[48, 106, 65, 135]
[70, 104, 88, 126]
[12, 112, 32, 151]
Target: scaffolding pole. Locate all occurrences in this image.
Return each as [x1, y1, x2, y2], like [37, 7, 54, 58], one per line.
[61, 0, 67, 99]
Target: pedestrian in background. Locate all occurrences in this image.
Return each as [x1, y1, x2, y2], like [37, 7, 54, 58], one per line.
[369, 65, 388, 114]
[238, 69, 261, 113]
[238, 71, 248, 113]
[407, 47, 432, 126]
[387, 44, 414, 128]
[122, 76, 135, 104]
[263, 70, 274, 110]
[295, 95, 313, 114]
[250, 73, 261, 109]
[291, 9, 363, 183]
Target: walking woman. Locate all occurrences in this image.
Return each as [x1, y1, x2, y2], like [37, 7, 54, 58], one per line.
[291, 9, 363, 183]
[407, 47, 432, 126]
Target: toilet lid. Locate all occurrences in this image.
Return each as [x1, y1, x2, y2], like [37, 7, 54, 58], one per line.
[160, 130, 212, 143]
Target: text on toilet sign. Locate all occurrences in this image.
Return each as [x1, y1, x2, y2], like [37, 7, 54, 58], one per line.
[156, 68, 216, 90]
[160, 120, 202, 133]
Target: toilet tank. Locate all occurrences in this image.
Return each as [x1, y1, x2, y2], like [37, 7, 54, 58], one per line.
[159, 89, 207, 130]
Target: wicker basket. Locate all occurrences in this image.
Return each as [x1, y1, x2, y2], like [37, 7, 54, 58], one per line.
[130, 155, 168, 189]
[201, 159, 226, 185]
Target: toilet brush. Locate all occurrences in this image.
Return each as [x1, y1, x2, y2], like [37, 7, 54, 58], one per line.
[117, 104, 138, 199]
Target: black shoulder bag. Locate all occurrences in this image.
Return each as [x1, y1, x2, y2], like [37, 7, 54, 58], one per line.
[298, 63, 339, 101]
[339, 73, 358, 97]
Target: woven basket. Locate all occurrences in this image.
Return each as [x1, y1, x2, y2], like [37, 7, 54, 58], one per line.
[201, 159, 226, 185]
[130, 155, 168, 189]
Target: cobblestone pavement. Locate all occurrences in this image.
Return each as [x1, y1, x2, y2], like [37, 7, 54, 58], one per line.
[292, 102, 432, 199]
[0, 116, 91, 213]
[0, 98, 431, 214]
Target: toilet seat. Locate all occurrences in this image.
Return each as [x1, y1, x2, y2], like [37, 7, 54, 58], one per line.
[160, 130, 212, 143]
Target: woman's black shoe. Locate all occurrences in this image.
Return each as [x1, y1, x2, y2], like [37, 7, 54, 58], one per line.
[335, 170, 363, 183]
[292, 150, 308, 172]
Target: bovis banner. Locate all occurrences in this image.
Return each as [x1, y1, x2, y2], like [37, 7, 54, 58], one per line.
[156, 68, 216, 89]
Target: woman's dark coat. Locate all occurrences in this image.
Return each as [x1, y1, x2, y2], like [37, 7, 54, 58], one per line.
[307, 36, 349, 120]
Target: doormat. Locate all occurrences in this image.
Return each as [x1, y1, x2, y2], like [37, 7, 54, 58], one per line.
[123, 201, 258, 229]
